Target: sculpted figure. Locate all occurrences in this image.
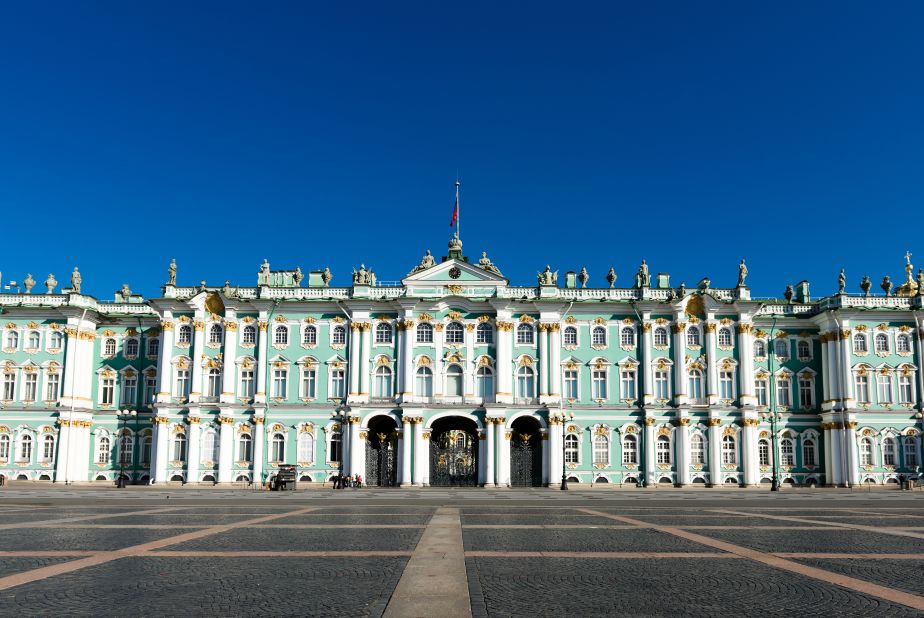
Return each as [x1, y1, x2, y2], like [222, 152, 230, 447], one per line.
[71, 268, 81, 294]
[168, 259, 177, 285]
[737, 259, 748, 287]
[258, 259, 271, 285]
[837, 268, 846, 294]
[409, 249, 437, 276]
[120, 283, 132, 300]
[638, 260, 650, 287]
[478, 251, 503, 276]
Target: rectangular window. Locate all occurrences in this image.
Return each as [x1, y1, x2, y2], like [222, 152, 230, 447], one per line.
[144, 377, 157, 405]
[719, 371, 734, 400]
[301, 368, 316, 399]
[620, 370, 636, 400]
[855, 375, 870, 404]
[121, 376, 137, 405]
[799, 378, 813, 409]
[23, 373, 37, 402]
[899, 375, 914, 404]
[803, 441, 816, 467]
[905, 439, 919, 468]
[563, 370, 578, 399]
[592, 370, 607, 400]
[175, 370, 190, 398]
[776, 378, 790, 407]
[755, 379, 767, 407]
[101, 377, 115, 405]
[877, 374, 893, 404]
[3, 373, 16, 401]
[654, 370, 669, 400]
[331, 369, 346, 399]
[46, 373, 60, 401]
[240, 370, 255, 398]
[272, 369, 287, 399]
[147, 338, 160, 358]
[781, 441, 795, 467]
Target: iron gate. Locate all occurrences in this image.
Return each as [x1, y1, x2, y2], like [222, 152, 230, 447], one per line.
[430, 428, 478, 487]
[365, 431, 397, 487]
[510, 431, 542, 487]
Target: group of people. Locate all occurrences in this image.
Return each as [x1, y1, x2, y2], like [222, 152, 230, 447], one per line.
[332, 474, 362, 489]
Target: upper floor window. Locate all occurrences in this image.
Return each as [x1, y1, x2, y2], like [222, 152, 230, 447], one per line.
[516, 324, 534, 345]
[620, 327, 635, 348]
[49, 331, 64, 349]
[332, 326, 346, 345]
[855, 372, 871, 404]
[124, 338, 139, 357]
[717, 328, 733, 347]
[476, 323, 493, 344]
[5, 331, 19, 349]
[853, 332, 867, 354]
[688, 368, 704, 401]
[373, 366, 393, 399]
[563, 326, 577, 346]
[516, 365, 535, 399]
[719, 370, 735, 400]
[753, 340, 766, 358]
[242, 325, 256, 345]
[208, 324, 223, 344]
[774, 339, 789, 359]
[875, 333, 890, 354]
[417, 323, 433, 344]
[797, 340, 811, 360]
[103, 338, 117, 357]
[375, 323, 392, 344]
[27, 331, 40, 349]
[897, 333, 912, 354]
[899, 372, 914, 404]
[620, 368, 636, 400]
[686, 327, 700, 347]
[591, 368, 607, 400]
[274, 325, 288, 346]
[475, 367, 494, 398]
[177, 325, 192, 344]
[303, 325, 317, 345]
[445, 364, 463, 396]
[563, 369, 578, 399]
[653, 327, 668, 347]
[776, 375, 791, 407]
[799, 376, 814, 409]
[592, 326, 607, 346]
[445, 322, 464, 344]
[415, 366, 433, 397]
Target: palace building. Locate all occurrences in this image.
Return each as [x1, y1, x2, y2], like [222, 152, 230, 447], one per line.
[0, 236, 922, 488]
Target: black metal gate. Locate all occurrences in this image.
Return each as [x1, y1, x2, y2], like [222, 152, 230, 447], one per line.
[510, 431, 542, 487]
[365, 431, 397, 487]
[430, 428, 478, 487]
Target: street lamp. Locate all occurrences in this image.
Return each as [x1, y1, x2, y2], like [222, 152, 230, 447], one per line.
[117, 409, 137, 488]
[761, 410, 781, 491]
[334, 404, 349, 489]
[560, 411, 574, 490]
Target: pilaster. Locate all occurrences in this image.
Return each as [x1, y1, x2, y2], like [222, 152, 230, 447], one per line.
[220, 318, 237, 404]
[707, 416, 722, 486]
[218, 412, 234, 484]
[254, 318, 269, 405]
[188, 314, 206, 403]
[186, 415, 201, 483]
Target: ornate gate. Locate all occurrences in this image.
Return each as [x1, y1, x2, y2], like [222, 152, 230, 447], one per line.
[365, 431, 397, 487]
[430, 428, 478, 487]
[510, 431, 542, 487]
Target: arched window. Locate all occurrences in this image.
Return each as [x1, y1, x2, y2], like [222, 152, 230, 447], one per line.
[903, 436, 919, 468]
[897, 334, 912, 354]
[882, 437, 896, 466]
[445, 364, 463, 397]
[853, 332, 867, 354]
[375, 323, 392, 344]
[780, 437, 794, 466]
[173, 433, 187, 461]
[27, 331, 40, 349]
[373, 366, 393, 398]
[241, 325, 256, 345]
[103, 338, 116, 357]
[0, 434, 11, 460]
[516, 324, 534, 345]
[177, 325, 192, 344]
[859, 438, 874, 466]
[274, 325, 288, 346]
[206, 368, 221, 398]
[6, 330, 19, 349]
[49, 331, 64, 349]
[797, 340, 811, 360]
[563, 326, 578, 346]
[622, 434, 638, 464]
[875, 333, 890, 354]
[774, 339, 789, 359]
[201, 431, 219, 463]
[271, 433, 285, 462]
[297, 432, 314, 462]
[686, 327, 700, 347]
[722, 434, 737, 465]
[415, 366, 433, 397]
[476, 367, 494, 399]
[332, 326, 346, 345]
[516, 366, 535, 399]
[654, 327, 668, 347]
[754, 340, 766, 358]
[621, 327, 636, 348]
[124, 338, 139, 357]
[758, 439, 770, 466]
[718, 328, 732, 347]
[42, 434, 55, 462]
[445, 322, 464, 344]
[476, 323, 493, 344]
[656, 435, 671, 464]
[564, 433, 579, 464]
[97, 436, 110, 464]
[117, 434, 132, 465]
[802, 438, 816, 467]
[416, 323, 433, 343]
[329, 432, 342, 463]
[238, 433, 252, 462]
[688, 368, 704, 401]
[208, 324, 223, 344]
[303, 325, 317, 345]
[18, 434, 33, 462]
[141, 435, 152, 464]
[691, 434, 705, 464]
[593, 433, 609, 465]
[592, 326, 607, 346]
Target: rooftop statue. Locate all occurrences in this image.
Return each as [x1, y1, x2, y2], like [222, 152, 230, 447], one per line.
[44, 273, 57, 294]
[698, 276, 711, 290]
[408, 249, 436, 276]
[477, 251, 503, 277]
[293, 267, 304, 287]
[352, 264, 375, 286]
[881, 275, 893, 297]
[537, 265, 558, 286]
[258, 259, 271, 285]
[120, 284, 132, 300]
[918, 268, 924, 297]
[23, 273, 35, 294]
[837, 268, 846, 294]
[578, 267, 589, 288]
[784, 285, 794, 303]
[322, 267, 332, 287]
[678, 281, 687, 297]
[737, 259, 748, 287]
[860, 275, 872, 297]
[71, 267, 81, 294]
[636, 260, 651, 287]
[606, 267, 617, 288]
[167, 259, 177, 285]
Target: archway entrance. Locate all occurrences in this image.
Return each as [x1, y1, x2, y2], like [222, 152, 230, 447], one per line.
[365, 416, 398, 487]
[510, 416, 543, 487]
[429, 416, 478, 487]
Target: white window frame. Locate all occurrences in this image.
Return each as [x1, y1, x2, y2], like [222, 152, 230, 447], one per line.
[375, 322, 393, 344]
[563, 326, 578, 346]
[516, 324, 534, 345]
[416, 323, 433, 344]
[445, 322, 464, 345]
[475, 323, 493, 344]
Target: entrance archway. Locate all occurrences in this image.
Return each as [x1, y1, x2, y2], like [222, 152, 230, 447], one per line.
[365, 416, 398, 487]
[429, 416, 478, 487]
[509, 416, 543, 487]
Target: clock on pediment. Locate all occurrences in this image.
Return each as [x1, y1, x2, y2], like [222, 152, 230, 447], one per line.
[449, 267, 462, 279]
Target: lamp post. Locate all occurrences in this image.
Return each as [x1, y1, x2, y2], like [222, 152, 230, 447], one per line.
[761, 410, 781, 491]
[334, 404, 349, 489]
[560, 411, 574, 490]
[117, 409, 137, 487]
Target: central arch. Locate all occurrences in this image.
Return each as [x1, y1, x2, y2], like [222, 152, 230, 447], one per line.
[365, 415, 398, 487]
[429, 416, 479, 487]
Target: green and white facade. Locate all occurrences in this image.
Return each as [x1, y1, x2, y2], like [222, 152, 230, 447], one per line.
[1, 237, 923, 488]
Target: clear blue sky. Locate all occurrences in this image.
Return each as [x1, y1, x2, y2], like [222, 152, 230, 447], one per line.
[1, 2, 922, 298]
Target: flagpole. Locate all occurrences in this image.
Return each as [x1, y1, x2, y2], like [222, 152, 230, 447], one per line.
[455, 179, 460, 240]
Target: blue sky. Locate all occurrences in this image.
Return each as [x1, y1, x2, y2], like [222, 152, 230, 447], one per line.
[1, 2, 922, 298]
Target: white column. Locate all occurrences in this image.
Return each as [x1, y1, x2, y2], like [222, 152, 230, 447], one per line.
[349, 417, 362, 476]
[705, 320, 718, 405]
[541, 430, 549, 485]
[673, 320, 688, 405]
[484, 418, 496, 487]
[478, 429, 488, 485]
[220, 319, 237, 404]
[218, 414, 234, 483]
[538, 324, 550, 398]
[359, 323, 372, 400]
[823, 424, 835, 486]
[642, 320, 653, 405]
[548, 418, 561, 487]
[915, 316, 924, 413]
[839, 325, 854, 406]
[412, 419, 425, 486]
[186, 418, 201, 483]
[708, 419, 722, 486]
[738, 323, 755, 405]
[154, 417, 169, 483]
[677, 418, 691, 486]
[55, 420, 73, 483]
[400, 419, 413, 486]
[742, 417, 758, 486]
[845, 421, 859, 486]
[255, 320, 269, 404]
[348, 324, 361, 401]
[644, 419, 656, 487]
[354, 427, 367, 481]
[496, 419, 510, 487]
[401, 320, 414, 401]
[826, 336, 841, 404]
[819, 334, 830, 405]
[549, 325, 562, 401]
[189, 316, 205, 403]
[433, 325, 444, 397]
[61, 327, 80, 408]
[421, 424, 430, 486]
[252, 417, 265, 485]
[77, 422, 91, 482]
[496, 322, 513, 403]
[156, 319, 175, 402]
[465, 324, 475, 400]
[829, 422, 843, 486]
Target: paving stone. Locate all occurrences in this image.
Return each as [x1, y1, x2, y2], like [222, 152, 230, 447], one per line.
[461, 514, 621, 526]
[463, 528, 713, 553]
[688, 528, 924, 554]
[0, 528, 185, 551]
[174, 527, 423, 552]
[794, 559, 924, 597]
[0, 557, 77, 579]
[625, 515, 818, 527]
[272, 514, 431, 525]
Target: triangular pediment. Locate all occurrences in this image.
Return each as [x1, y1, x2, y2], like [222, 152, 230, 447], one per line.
[403, 259, 507, 285]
